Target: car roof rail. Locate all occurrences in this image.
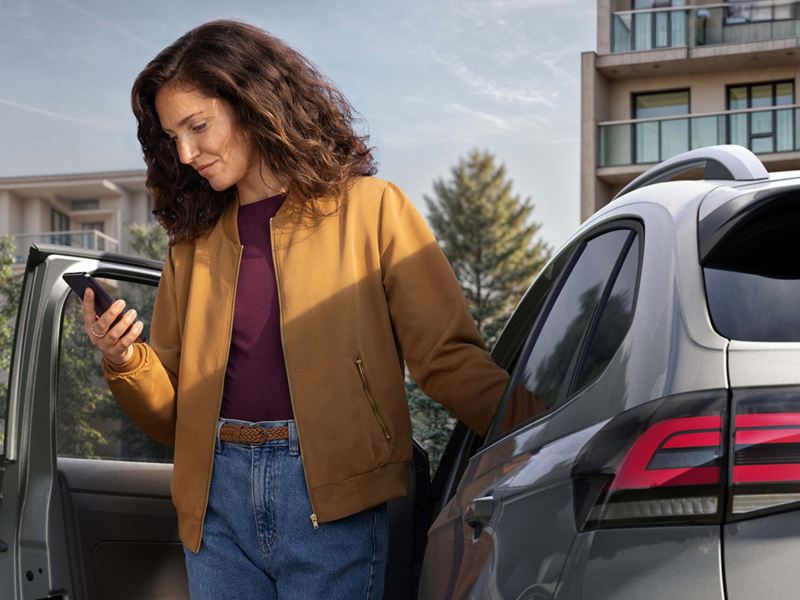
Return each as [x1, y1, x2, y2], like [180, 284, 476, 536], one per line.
[613, 144, 769, 201]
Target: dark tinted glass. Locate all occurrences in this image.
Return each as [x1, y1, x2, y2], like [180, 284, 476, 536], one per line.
[495, 229, 631, 436]
[704, 195, 800, 341]
[572, 236, 640, 393]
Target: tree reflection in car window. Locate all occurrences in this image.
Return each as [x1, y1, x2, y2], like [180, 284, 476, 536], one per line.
[572, 236, 639, 392]
[496, 230, 632, 437]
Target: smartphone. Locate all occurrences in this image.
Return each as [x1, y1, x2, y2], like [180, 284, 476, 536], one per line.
[62, 272, 148, 343]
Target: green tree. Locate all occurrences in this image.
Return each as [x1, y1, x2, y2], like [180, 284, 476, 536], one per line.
[0, 236, 23, 448]
[129, 222, 169, 261]
[98, 222, 172, 461]
[409, 149, 551, 473]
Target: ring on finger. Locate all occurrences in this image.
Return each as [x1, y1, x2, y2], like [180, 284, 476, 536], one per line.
[90, 325, 107, 339]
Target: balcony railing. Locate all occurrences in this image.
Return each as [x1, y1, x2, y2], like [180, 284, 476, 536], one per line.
[7, 230, 120, 264]
[598, 104, 800, 167]
[612, 2, 800, 53]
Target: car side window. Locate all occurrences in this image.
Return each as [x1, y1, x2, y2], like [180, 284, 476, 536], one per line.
[56, 275, 173, 463]
[570, 234, 640, 394]
[492, 228, 633, 439]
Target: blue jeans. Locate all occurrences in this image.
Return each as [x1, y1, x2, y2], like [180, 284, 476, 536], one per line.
[183, 418, 388, 600]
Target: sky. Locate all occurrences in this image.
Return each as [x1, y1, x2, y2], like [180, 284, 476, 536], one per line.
[0, 0, 596, 250]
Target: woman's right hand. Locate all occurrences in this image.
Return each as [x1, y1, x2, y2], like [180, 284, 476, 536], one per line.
[82, 288, 145, 366]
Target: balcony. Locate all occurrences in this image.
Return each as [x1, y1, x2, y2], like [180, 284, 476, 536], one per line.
[7, 230, 120, 264]
[598, 104, 800, 166]
[612, 2, 800, 53]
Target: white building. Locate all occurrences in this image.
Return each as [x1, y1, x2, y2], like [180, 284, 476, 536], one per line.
[0, 170, 152, 272]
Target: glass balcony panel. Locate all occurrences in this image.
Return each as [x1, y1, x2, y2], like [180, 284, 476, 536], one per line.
[691, 115, 723, 149]
[752, 136, 774, 154]
[751, 110, 773, 135]
[613, 14, 633, 52]
[776, 109, 794, 152]
[599, 124, 632, 167]
[728, 113, 748, 147]
[635, 121, 660, 164]
[661, 118, 689, 160]
[634, 13, 653, 50]
[671, 10, 687, 46]
[655, 12, 669, 47]
[796, 108, 800, 151]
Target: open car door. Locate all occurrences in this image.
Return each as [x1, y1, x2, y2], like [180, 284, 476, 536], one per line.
[0, 243, 442, 600]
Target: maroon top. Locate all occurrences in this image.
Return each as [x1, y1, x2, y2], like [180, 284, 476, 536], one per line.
[220, 193, 293, 422]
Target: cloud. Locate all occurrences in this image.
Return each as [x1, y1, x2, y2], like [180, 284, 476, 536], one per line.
[434, 54, 558, 108]
[0, 97, 122, 131]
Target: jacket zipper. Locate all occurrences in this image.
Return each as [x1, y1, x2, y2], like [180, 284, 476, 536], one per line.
[354, 358, 392, 443]
[198, 242, 243, 553]
[271, 217, 319, 529]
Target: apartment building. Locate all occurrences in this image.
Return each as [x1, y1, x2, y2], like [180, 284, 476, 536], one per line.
[0, 170, 151, 273]
[582, 0, 800, 220]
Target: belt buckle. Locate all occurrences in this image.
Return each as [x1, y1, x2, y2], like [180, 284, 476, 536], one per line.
[243, 425, 267, 445]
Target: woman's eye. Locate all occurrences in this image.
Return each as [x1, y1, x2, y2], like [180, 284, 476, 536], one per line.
[191, 123, 207, 134]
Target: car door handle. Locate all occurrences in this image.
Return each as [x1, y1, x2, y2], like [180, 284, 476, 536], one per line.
[463, 495, 495, 530]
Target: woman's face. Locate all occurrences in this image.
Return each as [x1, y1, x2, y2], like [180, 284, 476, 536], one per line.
[155, 82, 257, 192]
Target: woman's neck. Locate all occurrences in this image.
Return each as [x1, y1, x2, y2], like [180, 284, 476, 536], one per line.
[237, 160, 286, 206]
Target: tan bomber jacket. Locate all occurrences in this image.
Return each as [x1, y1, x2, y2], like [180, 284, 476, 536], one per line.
[102, 176, 509, 553]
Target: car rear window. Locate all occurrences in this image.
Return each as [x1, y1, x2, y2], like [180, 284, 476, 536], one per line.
[703, 193, 800, 342]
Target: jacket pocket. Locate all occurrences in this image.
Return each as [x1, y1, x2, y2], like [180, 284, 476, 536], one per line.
[353, 357, 394, 450]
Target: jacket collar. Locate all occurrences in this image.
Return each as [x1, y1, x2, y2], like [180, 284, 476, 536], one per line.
[217, 187, 306, 247]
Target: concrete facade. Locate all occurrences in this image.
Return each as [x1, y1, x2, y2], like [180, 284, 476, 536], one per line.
[582, 0, 800, 220]
[0, 170, 151, 271]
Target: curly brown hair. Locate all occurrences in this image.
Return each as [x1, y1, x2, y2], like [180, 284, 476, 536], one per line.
[131, 19, 377, 243]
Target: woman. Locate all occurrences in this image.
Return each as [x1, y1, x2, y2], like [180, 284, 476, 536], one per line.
[82, 19, 508, 600]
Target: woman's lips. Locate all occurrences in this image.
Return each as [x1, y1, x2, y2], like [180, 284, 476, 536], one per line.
[197, 161, 215, 174]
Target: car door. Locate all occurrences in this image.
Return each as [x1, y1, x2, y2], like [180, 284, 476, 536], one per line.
[0, 243, 187, 600]
[418, 222, 643, 600]
[0, 242, 437, 600]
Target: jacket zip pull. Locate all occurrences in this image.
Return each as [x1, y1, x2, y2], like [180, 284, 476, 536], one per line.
[310, 513, 319, 529]
[354, 358, 392, 442]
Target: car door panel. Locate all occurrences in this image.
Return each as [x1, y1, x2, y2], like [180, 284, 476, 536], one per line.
[419, 418, 549, 600]
[470, 419, 606, 599]
[57, 457, 186, 600]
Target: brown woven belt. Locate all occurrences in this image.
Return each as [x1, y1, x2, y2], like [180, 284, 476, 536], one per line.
[218, 424, 289, 444]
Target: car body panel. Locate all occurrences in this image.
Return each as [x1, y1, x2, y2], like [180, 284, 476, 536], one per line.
[724, 510, 800, 600]
[728, 343, 800, 388]
[555, 527, 724, 600]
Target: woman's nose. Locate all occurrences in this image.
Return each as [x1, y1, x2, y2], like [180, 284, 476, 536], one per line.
[176, 137, 200, 165]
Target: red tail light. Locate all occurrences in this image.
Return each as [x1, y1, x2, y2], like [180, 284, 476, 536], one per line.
[731, 388, 800, 516]
[572, 391, 727, 530]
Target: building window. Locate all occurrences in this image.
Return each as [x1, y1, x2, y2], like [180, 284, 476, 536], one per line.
[633, 89, 690, 163]
[613, 0, 687, 53]
[728, 81, 795, 154]
[71, 199, 99, 211]
[726, 1, 794, 24]
[51, 209, 71, 246]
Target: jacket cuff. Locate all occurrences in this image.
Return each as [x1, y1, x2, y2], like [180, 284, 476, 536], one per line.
[102, 343, 146, 377]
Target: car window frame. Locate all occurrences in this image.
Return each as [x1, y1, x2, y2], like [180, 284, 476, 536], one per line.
[483, 219, 644, 447]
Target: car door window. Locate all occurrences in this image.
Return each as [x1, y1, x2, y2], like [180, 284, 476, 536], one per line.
[56, 275, 173, 462]
[0, 236, 23, 457]
[493, 228, 633, 439]
[570, 234, 640, 394]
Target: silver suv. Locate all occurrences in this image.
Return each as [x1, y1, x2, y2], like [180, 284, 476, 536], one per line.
[0, 145, 798, 599]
